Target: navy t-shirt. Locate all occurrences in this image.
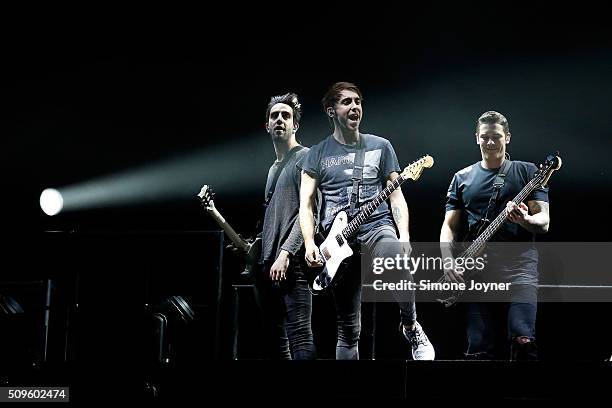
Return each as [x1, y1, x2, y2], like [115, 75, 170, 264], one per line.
[446, 160, 549, 241]
[445, 160, 549, 284]
[300, 134, 400, 236]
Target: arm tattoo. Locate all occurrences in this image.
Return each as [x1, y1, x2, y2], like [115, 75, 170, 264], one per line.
[528, 200, 549, 215]
[392, 206, 402, 222]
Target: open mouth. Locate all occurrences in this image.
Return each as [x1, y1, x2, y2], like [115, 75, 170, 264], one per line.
[348, 114, 359, 121]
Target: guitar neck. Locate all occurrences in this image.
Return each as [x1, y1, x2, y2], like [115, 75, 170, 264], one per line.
[463, 176, 541, 258]
[207, 207, 249, 252]
[343, 174, 407, 238]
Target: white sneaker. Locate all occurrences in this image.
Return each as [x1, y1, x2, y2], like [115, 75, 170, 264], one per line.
[403, 321, 435, 360]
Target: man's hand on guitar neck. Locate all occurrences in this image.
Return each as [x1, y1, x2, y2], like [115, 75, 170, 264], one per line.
[506, 200, 550, 234]
[506, 201, 530, 226]
[304, 241, 323, 268]
[225, 235, 252, 256]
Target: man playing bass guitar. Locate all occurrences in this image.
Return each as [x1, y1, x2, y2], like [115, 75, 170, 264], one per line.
[440, 111, 551, 360]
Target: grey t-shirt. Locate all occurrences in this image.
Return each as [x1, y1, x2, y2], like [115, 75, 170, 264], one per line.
[260, 146, 309, 264]
[299, 134, 400, 236]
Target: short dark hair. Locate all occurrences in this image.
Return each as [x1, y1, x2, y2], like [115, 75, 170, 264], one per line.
[321, 82, 363, 111]
[265, 92, 302, 125]
[476, 111, 510, 135]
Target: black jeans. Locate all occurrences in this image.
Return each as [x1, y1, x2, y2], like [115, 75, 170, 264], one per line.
[253, 260, 315, 360]
[331, 225, 417, 360]
[465, 285, 538, 360]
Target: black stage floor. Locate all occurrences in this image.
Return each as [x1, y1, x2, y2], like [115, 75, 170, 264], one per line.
[3, 360, 610, 402]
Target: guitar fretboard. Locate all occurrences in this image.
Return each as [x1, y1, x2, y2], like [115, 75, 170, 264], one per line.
[462, 174, 543, 259]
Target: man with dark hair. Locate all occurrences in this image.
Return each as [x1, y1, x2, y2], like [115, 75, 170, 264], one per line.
[440, 110, 550, 360]
[299, 82, 435, 360]
[254, 92, 316, 359]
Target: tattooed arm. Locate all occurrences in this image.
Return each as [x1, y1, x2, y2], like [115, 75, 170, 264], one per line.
[507, 200, 550, 234]
[387, 171, 410, 241]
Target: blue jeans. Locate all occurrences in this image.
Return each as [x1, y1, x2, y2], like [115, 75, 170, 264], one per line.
[332, 225, 417, 360]
[254, 260, 316, 360]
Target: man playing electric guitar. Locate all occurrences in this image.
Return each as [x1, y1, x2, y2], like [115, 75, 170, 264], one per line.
[299, 82, 435, 360]
[253, 92, 316, 360]
[440, 111, 551, 360]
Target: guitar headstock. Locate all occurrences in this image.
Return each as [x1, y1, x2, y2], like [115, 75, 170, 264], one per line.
[401, 155, 434, 181]
[535, 152, 562, 187]
[197, 184, 216, 211]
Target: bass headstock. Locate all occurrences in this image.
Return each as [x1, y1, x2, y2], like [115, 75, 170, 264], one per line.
[535, 152, 562, 187]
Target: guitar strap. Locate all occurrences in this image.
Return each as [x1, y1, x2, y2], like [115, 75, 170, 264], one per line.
[349, 134, 367, 217]
[481, 159, 512, 224]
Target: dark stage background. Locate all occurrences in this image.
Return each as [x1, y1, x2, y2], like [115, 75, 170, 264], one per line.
[2, 6, 612, 399]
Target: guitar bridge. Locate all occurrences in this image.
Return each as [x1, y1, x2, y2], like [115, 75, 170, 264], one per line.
[321, 247, 331, 260]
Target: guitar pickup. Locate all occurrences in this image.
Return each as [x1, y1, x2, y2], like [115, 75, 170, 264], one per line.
[335, 234, 344, 247]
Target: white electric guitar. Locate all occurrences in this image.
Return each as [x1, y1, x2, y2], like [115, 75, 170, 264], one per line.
[312, 155, 434, 292]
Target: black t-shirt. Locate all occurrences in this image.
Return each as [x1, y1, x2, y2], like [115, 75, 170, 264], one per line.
[446, 160, 549, 242]
[445, 160, 549, 284]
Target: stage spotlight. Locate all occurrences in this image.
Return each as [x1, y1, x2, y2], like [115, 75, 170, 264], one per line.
[154, 296, 195, 325]
[147, 296, 195, 366]
[40, 188, 64, 216]
[0, 294, 24, 315]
